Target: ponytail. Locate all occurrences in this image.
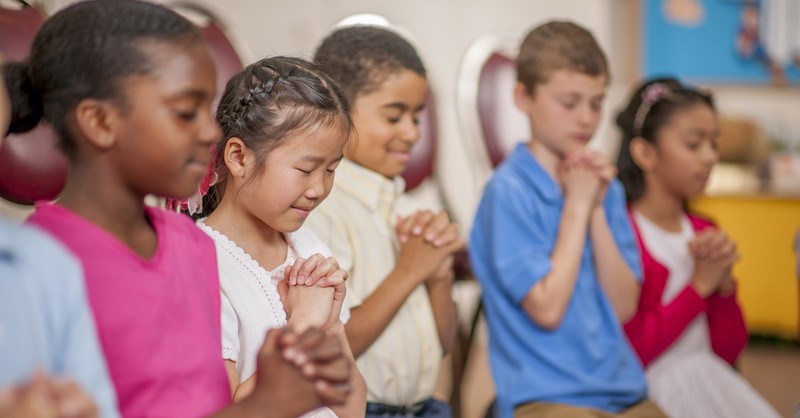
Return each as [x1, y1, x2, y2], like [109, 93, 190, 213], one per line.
[3, 61, 43, 135]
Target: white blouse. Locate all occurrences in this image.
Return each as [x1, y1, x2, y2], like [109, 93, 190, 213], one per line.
[198, 221, 349, 418]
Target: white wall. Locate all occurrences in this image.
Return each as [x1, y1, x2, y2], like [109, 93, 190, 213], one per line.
[15, 0, 611, 233]
[7, 0, 798, 232]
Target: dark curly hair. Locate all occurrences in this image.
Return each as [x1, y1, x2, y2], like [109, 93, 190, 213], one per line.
[615, 77, 715, 203]
[312, 25, 426, 104]
[199, 56, 353, 217]
[3, 0, 202, 157]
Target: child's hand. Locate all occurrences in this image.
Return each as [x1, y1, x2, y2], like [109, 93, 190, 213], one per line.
[560, 158, 602, 210]
[281, 327, 352, 407]
[396, 210, 460, 248]
[285, 254, 345, 286]
[250, 327, 351, 417]
[564, 150, 616, 206]
[0, 372, 58, 418]
[689, 229, 740, 297]
[427, 255, 455, 286]
[397, 225, 465, 286]
[283, 255, 348, 332]
[282, 284, 335, 333]
[50, 380, 98, 418]
[0, 372, 98, 418]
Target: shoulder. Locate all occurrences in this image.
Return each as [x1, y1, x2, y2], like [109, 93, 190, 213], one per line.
[2, 220, 84, 295]
[687, 212, 717, 231]
[13, 221, 81, 270]
[152, 208, 214, 245]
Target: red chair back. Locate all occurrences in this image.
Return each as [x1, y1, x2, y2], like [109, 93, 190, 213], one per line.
[0, 2, 67, 205]
[402, 93, 437, 191]
[169, 3, 245, 109]
[478, 52, 529, 167]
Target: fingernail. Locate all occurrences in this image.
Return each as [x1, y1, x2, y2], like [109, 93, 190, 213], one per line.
[426, 233, 435, 241]
[294, 353, 308, 365]
[284, 348, 297, 360]
[302, 363, 315, 376]
[413, 226, 422, 234]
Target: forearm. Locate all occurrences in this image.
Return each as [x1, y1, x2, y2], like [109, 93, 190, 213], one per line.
[590, 208, 640, 322]
[345, 269, 421, 357]
[427, 278, 457, 354]
[210, 397, 292, 418]
[233, 375, 255, 402]
[328, 325, 367, 418]
[521, 199, 592, 330]
[225, 360, 255, 402]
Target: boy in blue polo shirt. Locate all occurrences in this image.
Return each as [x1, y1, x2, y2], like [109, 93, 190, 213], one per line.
[469, 22, 666, 418]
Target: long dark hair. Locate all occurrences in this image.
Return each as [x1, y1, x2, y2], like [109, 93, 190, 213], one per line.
[3, 0, 201, 157]
[199, 56, 352, 218]
[615, 77, 715, 203]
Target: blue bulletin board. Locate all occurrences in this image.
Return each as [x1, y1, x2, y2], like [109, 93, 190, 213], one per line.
[642, 0, 800, 85]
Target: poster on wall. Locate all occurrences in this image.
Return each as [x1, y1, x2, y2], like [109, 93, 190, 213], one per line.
[642, 0, 800, 85]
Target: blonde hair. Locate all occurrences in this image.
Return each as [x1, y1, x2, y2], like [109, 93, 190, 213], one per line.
[516, 21, 609, 92]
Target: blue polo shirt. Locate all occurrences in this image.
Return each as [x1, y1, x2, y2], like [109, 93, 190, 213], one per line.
[469, 143, 647, 418]
[0, 219, 119, 418]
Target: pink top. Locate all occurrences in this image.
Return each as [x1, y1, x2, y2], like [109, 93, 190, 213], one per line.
[623, 210, 748, 368]
[28, 204, 231, 418]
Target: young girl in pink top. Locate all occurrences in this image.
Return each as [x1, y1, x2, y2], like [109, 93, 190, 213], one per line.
[616, 78, 779, 418]
[10, 1, 353, 417]
[196, 56, 366, 418]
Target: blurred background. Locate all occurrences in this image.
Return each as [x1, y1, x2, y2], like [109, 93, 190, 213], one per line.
[2, 0, 798, 416]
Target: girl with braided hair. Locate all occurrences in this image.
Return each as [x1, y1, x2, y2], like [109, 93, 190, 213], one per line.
[196, 56, 367, 418]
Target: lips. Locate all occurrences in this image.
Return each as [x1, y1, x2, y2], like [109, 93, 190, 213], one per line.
[389, 150, 411, 162]
[572, 134, 591, 142]
[291, 205, 313, 218]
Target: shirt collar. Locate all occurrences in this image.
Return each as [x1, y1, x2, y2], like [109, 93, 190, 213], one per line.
[508, 142, 562, 203]
[335, 159, 406, 219]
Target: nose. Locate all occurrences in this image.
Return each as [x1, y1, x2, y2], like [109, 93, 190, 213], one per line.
[577, 103, 598, 128]
[701, 141, 719, 166]
[398, 114, 421, 145]
[199, 110, 222, 146]
[304, 175, 326, 200]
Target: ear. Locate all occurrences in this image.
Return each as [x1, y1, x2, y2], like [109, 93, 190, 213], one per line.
[74, 99, 119, 150]
[224, 137, 250, 178]
[513, 82, 532, 113]
[629, 137, 658, 172]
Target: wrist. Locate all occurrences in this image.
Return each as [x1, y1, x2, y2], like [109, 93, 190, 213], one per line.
[689, 278, 714, 298]
[389, 265, 426, 290]
[323, 319, 344, 336]
[238, 395, 291, 418]
[717, 280, 735, 297]
[563, 197, 594, 223]
[287, 313, 318, 334]
[426, 276, 454, 291]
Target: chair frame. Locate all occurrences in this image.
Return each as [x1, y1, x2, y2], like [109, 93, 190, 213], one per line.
[456, 34, 520, 176]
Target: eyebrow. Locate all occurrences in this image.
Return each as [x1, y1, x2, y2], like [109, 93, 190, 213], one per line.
[299, 154, 344, 164]
[170, 89, 209, 101]
[382, 102, 426, 112]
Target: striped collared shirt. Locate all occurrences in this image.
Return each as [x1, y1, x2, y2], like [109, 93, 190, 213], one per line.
[306, 159, 442, 406]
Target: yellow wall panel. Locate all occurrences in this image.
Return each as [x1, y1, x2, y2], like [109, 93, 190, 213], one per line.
[690, 195, 800, 339]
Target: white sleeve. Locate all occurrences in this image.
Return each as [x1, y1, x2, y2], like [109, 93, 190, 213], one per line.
[220, 291, 239, 363]
[339, 294, 351, 324]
